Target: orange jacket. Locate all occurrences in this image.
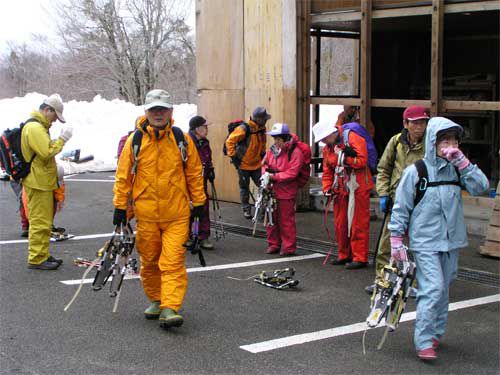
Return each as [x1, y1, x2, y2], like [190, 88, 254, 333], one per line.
[225, 119, 266, 170]
[113, 116, 206, 222]
[322, 126, 374, 194]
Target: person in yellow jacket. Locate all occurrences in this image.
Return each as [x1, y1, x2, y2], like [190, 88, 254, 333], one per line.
[225, 106, 270, 218]
[113, 89, 205, 330]
[21, 94, 72, 270]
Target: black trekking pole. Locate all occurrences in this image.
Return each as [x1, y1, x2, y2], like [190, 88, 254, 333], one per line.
[210, 181, 225, 240]
[372, 197, 392, 264]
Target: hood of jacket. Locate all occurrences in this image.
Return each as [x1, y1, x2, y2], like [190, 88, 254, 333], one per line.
[424, 117, 463, 167]
[30, 110, 51, 129]
[135, 115, 175, 140]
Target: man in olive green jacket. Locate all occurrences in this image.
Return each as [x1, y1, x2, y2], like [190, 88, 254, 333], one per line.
[365, 105, 429, 293]
[21, 94, 73, 270]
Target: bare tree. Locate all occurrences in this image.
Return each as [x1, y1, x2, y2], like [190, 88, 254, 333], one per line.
[54, 0, 194, 104]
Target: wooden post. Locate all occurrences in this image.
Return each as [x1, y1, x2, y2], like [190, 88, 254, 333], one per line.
[430, 0, 444, 116]
[360, 0, 372, 127]
[296, 0, 312, 210]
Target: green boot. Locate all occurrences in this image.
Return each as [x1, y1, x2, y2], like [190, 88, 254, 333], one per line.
[159, 308, 183, 329]
[144, 301, 161, 319]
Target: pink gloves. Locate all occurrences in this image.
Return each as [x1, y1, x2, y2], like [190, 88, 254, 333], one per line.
[390, 235, 407, 261]
[441, 147, 470, 170]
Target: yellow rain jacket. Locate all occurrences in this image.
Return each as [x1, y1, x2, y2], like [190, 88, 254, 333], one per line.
[225, 119, 266, 170]
[113, 116, 206, 221]
[21, 111, 65, 191]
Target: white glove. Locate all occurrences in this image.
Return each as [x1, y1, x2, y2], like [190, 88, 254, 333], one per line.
[59, 127, 73, 142]
[260, 172, 271, 188]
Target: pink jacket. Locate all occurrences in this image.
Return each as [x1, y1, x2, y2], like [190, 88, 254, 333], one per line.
[262, 134, 304, 200]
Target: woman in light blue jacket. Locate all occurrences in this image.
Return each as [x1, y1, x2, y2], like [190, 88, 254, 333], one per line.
[388, 117, 489, 361]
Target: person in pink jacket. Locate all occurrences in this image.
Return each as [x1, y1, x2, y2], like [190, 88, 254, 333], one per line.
[261, 123, 304, 256]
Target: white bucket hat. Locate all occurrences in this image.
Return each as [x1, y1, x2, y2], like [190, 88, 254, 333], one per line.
[312, 120, 338, 143]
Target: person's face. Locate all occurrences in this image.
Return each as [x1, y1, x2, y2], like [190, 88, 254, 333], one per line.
[146, 106, 173, 128]
[344, 105, 356, 116]
[272, 136, 285, 148]
[405, 119, 427, 142]
[42, 107, 58, 124]
[195, 125, 208, 139]
[254, 117, 267, 127]
[436, 137, 459, 157]
[321, 132, 339, 145]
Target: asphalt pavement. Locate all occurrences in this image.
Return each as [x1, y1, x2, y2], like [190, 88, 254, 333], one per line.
[0, 173, 498, 375]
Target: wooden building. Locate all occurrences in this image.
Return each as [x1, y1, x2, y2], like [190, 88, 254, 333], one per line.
[196, 0, 500, 203]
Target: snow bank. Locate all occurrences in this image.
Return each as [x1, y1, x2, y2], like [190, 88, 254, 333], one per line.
[0, 93, 197, 174]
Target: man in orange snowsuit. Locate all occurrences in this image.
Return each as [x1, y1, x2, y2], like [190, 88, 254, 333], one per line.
[225, 106, 270, 218]
[313, 120, 373, 269]
[113, 89, 205, 330]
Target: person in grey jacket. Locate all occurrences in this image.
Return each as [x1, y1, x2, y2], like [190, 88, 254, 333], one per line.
[388, 117, 489, 361]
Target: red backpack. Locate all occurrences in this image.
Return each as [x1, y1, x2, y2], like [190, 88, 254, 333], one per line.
[287, 141, 311, 188]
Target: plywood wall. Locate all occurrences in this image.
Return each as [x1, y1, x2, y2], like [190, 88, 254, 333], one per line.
[197, 0, 297, 202]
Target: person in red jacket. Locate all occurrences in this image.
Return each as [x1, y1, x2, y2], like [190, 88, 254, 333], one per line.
[313, 120, 374, 269]
[261, 123, 304, 256]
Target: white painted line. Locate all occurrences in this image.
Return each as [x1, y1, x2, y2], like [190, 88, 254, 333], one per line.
[0, 232, 115, 245]
[64, 174, 78, 178]
[240, 294, 500, 353]
[64, 179, 115, 183]
[60, 253, 325, 285]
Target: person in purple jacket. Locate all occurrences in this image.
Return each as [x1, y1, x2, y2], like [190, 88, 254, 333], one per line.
[187, 115, 214, 250]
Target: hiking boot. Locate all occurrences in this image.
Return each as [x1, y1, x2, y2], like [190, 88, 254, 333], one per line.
[279, 251, 296, 257]
[52, 225, 66, 234]
[243, 209, 252, 219]
[417, 347, 437, 361]
[48, 255, 63, 266]
[365, 283, 376, 295]
[159, 308, 183, 329]
[432, 338, 440, 350]
[345, 261, 368, 270]
[184, 239, 194, 248]
[200, 239, 214, 250]
[331, 257, 351, 266]
[21, 229, 29, 238]
[28, 260, 60, 270]
[144, 301, 161, 319]
[266, 247, 279, 254]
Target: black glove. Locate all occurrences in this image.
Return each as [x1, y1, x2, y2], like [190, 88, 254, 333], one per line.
[343, 145, 358, 158]
[231, 156, 241, 168]
[113, 208, 127, 226]
[191, 205, 204, 220]
[206, 167, 215, 183]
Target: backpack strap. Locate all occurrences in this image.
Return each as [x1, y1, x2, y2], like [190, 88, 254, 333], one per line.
[172, 126, 188, 166]
[131, 130, 143, 175]
[414, 159, 462, 207]
[287, 143, 297, 161]
[343, 128, 350, 146]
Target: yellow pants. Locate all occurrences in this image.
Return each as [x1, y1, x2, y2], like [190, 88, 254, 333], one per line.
[25, 186, 54, 265]
[136, 219, 189, 312]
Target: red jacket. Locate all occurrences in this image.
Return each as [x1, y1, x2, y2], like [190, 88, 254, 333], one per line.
[262, 134, 304, 200]
[322, 126, 373, 194]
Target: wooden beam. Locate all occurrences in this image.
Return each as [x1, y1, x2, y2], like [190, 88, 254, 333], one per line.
[310, 97, 361, 106]
[360, 0, 372, 126]
[371, 98, 431, 108]
[442, 100, 500, 111]
[311, 1, 500, 25]
[430, 0, 443, 116]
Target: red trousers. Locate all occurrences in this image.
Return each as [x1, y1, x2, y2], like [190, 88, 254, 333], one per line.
[266, 198, 297, 255]
[333, 189, 370, 262]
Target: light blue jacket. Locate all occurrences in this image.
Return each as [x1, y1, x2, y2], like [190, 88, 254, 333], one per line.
[388, 117, 489, 252]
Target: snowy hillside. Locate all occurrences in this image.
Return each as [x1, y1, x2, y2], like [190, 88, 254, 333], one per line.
[0, 93, 197, 174]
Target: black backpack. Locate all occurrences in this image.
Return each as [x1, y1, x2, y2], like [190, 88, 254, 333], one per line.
[0, 118, 40, 181]
[414, 159, 461, 207]
[222, 119, 251, 161]
[130, 125, 187, 175]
